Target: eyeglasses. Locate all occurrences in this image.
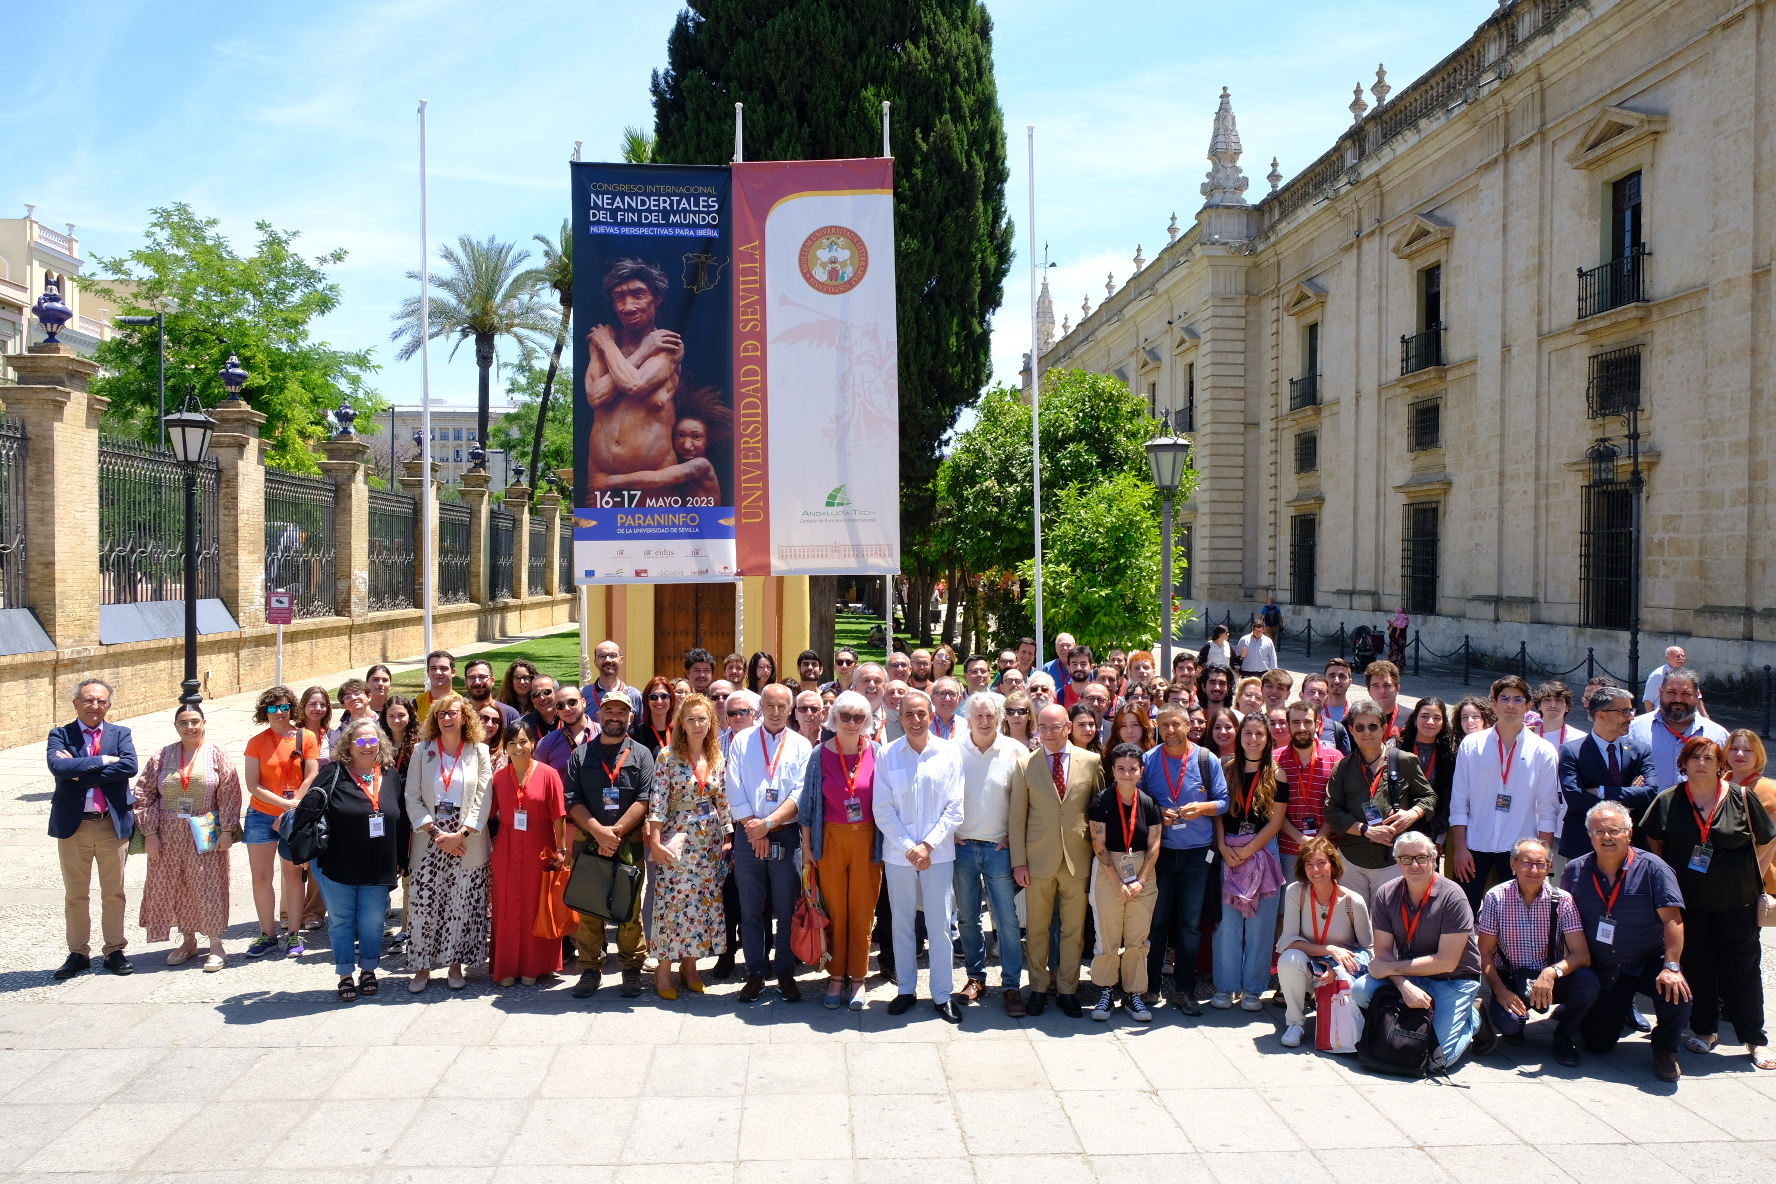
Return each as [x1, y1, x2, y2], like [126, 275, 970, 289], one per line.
[1513, 859, 1549, 871]
[1037, 722, 1068, 734]
[352, 737, 380, 748]
[1495, 694, 1528, 706]
[265, 703, 292, 714]
[1350, 722, 1381, 733]
[77, 697, 111, 707]
[1597, 706, 1634, 716]
[1590, 826, 1630, 838]
[836, 711, 868, 724]
[646, 693, 671, 702]
[435, 709, 460, 719]
[1396, 854, 1437, 867]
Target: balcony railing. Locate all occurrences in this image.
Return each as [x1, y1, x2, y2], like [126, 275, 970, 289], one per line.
[1400, 324, 1444, 376]
[1578, 246, 1648, 319]
[1288, 374, 1320, 411]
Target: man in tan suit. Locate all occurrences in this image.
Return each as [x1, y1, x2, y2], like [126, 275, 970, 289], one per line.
[1010, 703, 1103, 1017]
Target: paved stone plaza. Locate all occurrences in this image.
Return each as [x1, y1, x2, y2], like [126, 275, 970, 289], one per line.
[5, 636, 1776, 1182]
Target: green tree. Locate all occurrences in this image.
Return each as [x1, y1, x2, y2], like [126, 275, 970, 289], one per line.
[389, 235, 556, 452]
[489, 357, 573, 491]
[621, 125, 656, 164]
[87, 203, 381, 473]
[650, 0, 1013, 656]
[515, 220, 573, 492]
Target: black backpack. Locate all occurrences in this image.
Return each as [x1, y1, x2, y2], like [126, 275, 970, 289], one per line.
[1357, 981, 1448, 1078]
[285, 763, 347, 864]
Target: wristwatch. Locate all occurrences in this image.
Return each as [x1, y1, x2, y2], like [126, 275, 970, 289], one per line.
[1663, 960, 1683, 972]
[1551, 964, 1565, 979]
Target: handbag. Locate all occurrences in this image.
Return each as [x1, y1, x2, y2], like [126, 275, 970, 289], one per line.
[654, 827, 688, 866]
[533, 849, 580, 940]
[791, 860, 830, 968]
[1318, 968, 1362, 1055]
[563, 847, 642, 923]
[1356, 981, 1447, 1078]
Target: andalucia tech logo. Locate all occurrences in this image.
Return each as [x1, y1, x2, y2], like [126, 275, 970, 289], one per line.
[799, 226, 868, 296]
[804, 485, 874, 523]
[825, 485, 852, 508]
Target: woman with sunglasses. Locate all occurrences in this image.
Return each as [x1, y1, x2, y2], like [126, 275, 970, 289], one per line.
[298, 717, 406, 1001]
[404, 693, 494, 993]
[632, 676, 676, 757]
[799, 689, 885, 1010]
[1324, 698, 1436, 906]
[135, 703, 240, 972]
[242, 686, 321, 959]
[1001, 690, 1038, 750]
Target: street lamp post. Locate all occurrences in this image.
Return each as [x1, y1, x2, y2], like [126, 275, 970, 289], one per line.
[163, 390, 219, 708]
[1144, 414, 1193, 681]
[116, 313, 165, 449]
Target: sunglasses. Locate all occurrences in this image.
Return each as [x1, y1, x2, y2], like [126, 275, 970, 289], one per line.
[646, 693, 671, 702]
[265, 704, 292, 714]
[1350, 722, 1382, 733]
[727, 709, 754, 719]
[836, 711, 868, 724]
[796, 705, 822, 713]
[558, 699, 582, 708]
[1006, 708, 1031, 717]
[835, 658, 856, 666]
[352, 737, 380, 748]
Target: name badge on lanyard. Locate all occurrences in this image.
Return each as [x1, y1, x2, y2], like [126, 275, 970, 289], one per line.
[369, 814, 386, 838]
[1594, 918, 1616, 945]
[846, 797, 864, 823]
[1688, 843, 1713, 874]
[513, 810, 529, 832]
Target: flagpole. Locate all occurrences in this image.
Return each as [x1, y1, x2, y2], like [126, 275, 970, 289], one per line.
[570, 138, 591, 687]
[1028, 125, 1046, 668]
[418, 98, 435, 656]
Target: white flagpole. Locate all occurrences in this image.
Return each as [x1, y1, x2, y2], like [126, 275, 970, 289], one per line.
[734, 102, 744, 163]
[1028, 125, 1046, 667]
[418, 99, 435, 656]
[883, 101, 894, 657]
[572, 138, 591, 688]
[882, 101, 891, 157]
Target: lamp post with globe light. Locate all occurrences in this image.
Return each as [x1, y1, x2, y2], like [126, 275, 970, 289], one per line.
[1144, 415, 1193, 678]
[163, 391, 221, 707]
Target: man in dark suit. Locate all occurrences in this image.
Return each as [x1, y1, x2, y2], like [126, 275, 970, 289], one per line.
[45, 677, 139, 980]
[1557, 683, 1655, 866]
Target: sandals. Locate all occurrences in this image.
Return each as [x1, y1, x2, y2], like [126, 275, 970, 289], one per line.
[337, 975, 359, 1003]
[358, 970, 379, 996]
[1681, 1033, 1719, 1055]
[1751, 1046, 1776, 1070]
[824, 980, 845, 1010]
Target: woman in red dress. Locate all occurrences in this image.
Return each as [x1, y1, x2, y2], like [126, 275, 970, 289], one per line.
[487, 719, 570, 985]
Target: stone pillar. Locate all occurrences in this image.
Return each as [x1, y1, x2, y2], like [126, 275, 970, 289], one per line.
[504, 483, 531, 599]
[0, 344, 104, 648]
[210, 402, 268, 628]
[459, 471, 491, 604]
[318, 436, 371, 617]
[400, 460, 441, 608]
[535, 492, 562, 595]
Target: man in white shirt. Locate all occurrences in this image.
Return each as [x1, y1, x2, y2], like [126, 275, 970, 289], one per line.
[1447, 675, 1561, 913]
[725, 684, 812, 1003]
[875, 690, 967, 1023]
[1627, 666, 1727, 790]
[960, 654, 1003, 712]
[928, 676, 967, 741]
[952, 694, 1029, 1015]
[1641, 646, 1686, 713]
[1235, 619, 1278, 676]
[584, 639, 645, 715]
[852, 662, 897, 742]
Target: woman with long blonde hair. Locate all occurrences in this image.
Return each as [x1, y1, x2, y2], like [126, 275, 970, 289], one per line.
[645, 692, 733, 999]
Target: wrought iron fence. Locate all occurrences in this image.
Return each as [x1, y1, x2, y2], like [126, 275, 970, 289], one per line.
[1288, 374, 1319, 411]
[560, 520, 574, 592]
[1578, 246, 1648, 319]
[0, 418, 23, 610]
[98, 435, 220, 605]
[528, 517, 548, 594]
[1400, 325, 1444, 375]
[264, 469, 339, 618]
[438, 501, 471, 604]
[488, 506, 516, 601]
[368, 487, 417, 611]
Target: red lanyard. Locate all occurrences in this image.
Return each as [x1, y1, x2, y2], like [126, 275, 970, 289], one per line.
[651, 724, 669, 749]
[436, 741, 464, 797]
[1684, 780, 1728, 845]
[693, 758, 711, 794]
[1592, 849, 1634, 916]
[1236, 769, 1260, 818]
[1116, 788, 1141, 851]
[177, 747, 199, 794]
[1497, 733, 1520, 790]
[760, 729, 784, 779]
[1161, 744, 1191, 805]
[1366, 757, 1388, 806]
[1662, 720, 1691, 746]
[1416, 744, 1436, 785]
[1538, 723, 1569, 747]
[1384, 706, 1404, 741]
[1289, 747, 1322, 808]
[839, 745, 865, 797]
[601, 741, 631, 784]
[1309, 885, 1338, 946]
[359, 767, 382, 812]
[933, 716, 953, 739]
[1401, 875, 1438, 946]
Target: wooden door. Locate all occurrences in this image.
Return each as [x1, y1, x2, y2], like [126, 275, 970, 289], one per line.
[653, 582, 736, 673]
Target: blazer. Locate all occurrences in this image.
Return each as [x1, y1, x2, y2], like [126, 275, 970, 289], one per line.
[404, 739, 495, 871]
[1556, 733, 1656, 859]
[46, 720, 139, 841]
[1009, 743, 1103, 880]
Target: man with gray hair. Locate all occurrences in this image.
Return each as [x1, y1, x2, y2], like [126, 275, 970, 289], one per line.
[1556, 683, 1655, 864]
[1559, 800, 1691, 1082]
[953, 691, 1029, 1014]
[1627, 667, 1727, 790]
[1641, 645, 1687, 713]
[46, 678, 140, 980]
[1477, 837, 1598, 1066]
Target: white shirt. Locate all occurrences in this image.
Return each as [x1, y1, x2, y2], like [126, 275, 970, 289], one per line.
[1449, 726, 1560, 853]
[1206, 640, 1233, 670]
[1533, 722, 1587, 749]
[1641, 664, 1674, 709]
[873, 735, 966, 864]
[1236, 632, 1277, 673]
[955, 732, 1026, 843]
[723, 724, 812, 822]
[1628, 710, 1729, 791]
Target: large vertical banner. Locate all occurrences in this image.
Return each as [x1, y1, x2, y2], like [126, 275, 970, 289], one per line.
[732, 159, 900, 576]
[571, 163, 736, 584]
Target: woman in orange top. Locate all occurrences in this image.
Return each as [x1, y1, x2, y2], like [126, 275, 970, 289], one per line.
[241, 686, 320, 958]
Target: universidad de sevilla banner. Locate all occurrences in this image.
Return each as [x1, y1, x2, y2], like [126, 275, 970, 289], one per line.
[732, 158, 900, 576]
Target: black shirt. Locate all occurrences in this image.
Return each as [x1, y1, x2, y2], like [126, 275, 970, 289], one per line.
[565, 736, 656, 831]
[1639, 782, 1776, 911]
[629, 717, 673, 759]
[311, 763, 407, 888]
[1088, 787, 1162, 853]
[1222, 762, 1290, 831]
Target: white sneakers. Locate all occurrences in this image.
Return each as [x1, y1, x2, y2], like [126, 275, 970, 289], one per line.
[1210, 992, 1235, 1010]
[1281, 1023, 1305, 1048]
[1239, 996, 1265, 1012]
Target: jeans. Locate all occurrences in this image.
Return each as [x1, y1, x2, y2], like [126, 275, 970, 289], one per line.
[885, 859, 956, 1001]
[1487, 966, 1600, 1042]
[953, 839, 1021, 989]
[732, 828, 801, 979]
[1457, 849, 1514, 913]
[1580, 957, 1693, 1056]
[1212, 887, 1280, 996]
[1351, 972, 1482, 1066]
[1147, 846, 1216, 994]
[311, 865, 391, 977]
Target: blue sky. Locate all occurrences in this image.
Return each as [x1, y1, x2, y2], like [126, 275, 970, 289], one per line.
[3, 0, 1493, 418]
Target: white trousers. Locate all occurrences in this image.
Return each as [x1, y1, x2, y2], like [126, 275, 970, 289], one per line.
[885, 859, 956, 1001]
[1338, 860, 1401, 910]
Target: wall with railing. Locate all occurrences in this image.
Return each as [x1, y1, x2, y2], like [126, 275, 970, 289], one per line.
[0, 343, 577, 749]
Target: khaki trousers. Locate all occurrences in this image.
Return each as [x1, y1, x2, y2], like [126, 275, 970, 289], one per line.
[1024, 866, 1088, 993]
[572, 838, 649, 972]
[58, 816, 129, 956]
[1089, 863, 1158, 993]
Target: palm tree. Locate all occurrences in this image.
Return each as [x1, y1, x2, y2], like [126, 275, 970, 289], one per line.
[516, 220, 572, 490]
[620, 126, 655, 164]
[389, 235, 556, 462]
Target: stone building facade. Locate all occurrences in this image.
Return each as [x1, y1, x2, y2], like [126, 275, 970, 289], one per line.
[1035, 0, 1776, 679]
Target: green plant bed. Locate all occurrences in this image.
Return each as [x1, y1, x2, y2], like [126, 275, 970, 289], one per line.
[833, 612, 915, 664]
[382, 631, 587, 698]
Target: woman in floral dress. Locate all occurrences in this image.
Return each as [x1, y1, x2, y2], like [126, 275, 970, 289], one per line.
[646, 692, 732, 998]
[134, 703, 242, 971]
[404, 693, 494, 992]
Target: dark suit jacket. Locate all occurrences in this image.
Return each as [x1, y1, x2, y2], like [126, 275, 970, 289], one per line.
[1557, 733, 1655, 858]
[46, 720, 138, 840]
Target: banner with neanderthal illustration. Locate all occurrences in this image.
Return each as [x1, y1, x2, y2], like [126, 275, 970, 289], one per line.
[571, 162, 737, 584]
[732, 158, 900, 576]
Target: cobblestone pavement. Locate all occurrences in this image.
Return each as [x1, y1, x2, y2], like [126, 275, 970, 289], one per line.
[5, 642, 1776, 1182]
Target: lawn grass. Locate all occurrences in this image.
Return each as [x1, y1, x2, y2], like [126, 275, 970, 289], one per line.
[386, 631, 587, 697]
[833, 612, 915, 664]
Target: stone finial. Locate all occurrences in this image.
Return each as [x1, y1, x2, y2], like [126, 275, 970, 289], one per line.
[65, 223, 76, 239]
[1350, 83, 1369, 124]
[1133, 245, 1145, 272]
[1199, 86, 1250, 208]
[1061, 314, 1071, 334]
[1372, 63, 1391, 107]
[1167, 213, 1180, 243]
[1082, 295, 1092, 318]
[1105, 272, 1115, 299]
[1268, 157, 1282, 193]
[23, 203, 35, 220]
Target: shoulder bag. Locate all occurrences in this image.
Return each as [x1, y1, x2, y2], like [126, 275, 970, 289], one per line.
[563, 846, 642, 924]
[791, 860, 830, 968]
[1356, 980, 1447, 1078]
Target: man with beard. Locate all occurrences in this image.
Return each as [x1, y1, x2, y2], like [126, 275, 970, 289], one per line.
[535, 686, 592, 781]
[1628, 667, 1727, 790]
[908, 649, 934, 693]
[683, 647, 717, 694]
[1059, 644, 1094, 710]
[1277, 700, 1341, 881]
[563, 694, 654, 999]
[1298, 674, 1352, 755]
[1322, 658, 1354, 723]
[1198, 663, 1235, 716]
[583, 257, 683, 495]
[584, 639, 644, 716]
[464, 659, 519, 729]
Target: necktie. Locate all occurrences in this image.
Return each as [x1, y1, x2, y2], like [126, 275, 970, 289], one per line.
[1607, 743, 1621, 788]
[1050, 751, 1067, 799]
[85, 728, 104, 812]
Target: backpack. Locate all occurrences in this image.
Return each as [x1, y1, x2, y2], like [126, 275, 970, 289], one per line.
[284, 763, 347, 864]
[1356, 981, 1448, 1078]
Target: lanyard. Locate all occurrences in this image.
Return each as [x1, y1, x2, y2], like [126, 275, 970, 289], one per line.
[651, 724, 669, 750]
[1309, 885, 1338, 946]
[1161, 745, 1191, 806]
[1289, 747, 1322, 809]
[692, 757, 711, 795]
[760, 728, 785, 779]
[436, 741, 464, 797]
[1497, 733, 1520, 790]
[177, 746, 199, 795]
[1400, 875, 1438, 947]
[1416, 744, 1436, 785]
[1661, 719, 1691, 746]
[1236, 768, 1260, 819]
[933, 716, 953, 739]
[1592, 849, 1634, 917]
[1538, 723, 1569, 747]
[1116, 787, 1141, 851]
[600, 741, 630, 785]
[1365, 756, 1389, 808]
[358, 766, 382, 812]
[839, 745, 865, 798]
[1683, 780, 1728, 846]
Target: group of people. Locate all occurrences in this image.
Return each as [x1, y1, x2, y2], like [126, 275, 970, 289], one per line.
[45, 628, 1775, 1082]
